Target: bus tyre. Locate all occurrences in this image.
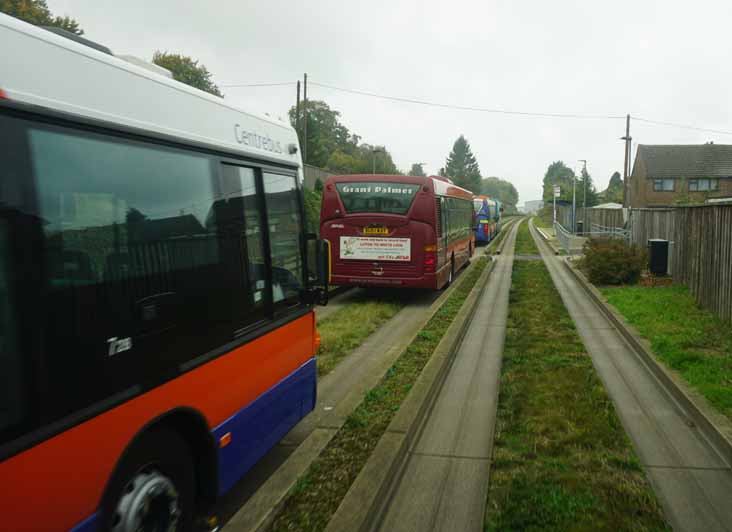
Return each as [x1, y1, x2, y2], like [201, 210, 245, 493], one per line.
[100, 428, 196, 532]
[446, 258, 455, 287]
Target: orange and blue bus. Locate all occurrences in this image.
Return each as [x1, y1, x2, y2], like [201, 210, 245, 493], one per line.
[0, 14, 328, 532]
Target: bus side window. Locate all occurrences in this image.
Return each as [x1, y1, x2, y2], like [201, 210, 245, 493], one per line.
[218, 165, 269, 314]
[263, 173, 303, 306]
[0, 219, 25, 433]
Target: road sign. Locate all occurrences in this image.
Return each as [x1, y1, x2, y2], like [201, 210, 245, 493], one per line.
[553, 185, 561, 198]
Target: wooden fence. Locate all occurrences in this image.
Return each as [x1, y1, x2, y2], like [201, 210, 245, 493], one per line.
[553, 203, 732, 321]
[303, 164, 334, 190]
[629, 209, 676, 245]
[671, 205, 732, 321]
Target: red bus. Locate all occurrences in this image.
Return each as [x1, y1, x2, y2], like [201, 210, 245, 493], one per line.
[0, 16, 328, 532]
[320, 174, 475, 289]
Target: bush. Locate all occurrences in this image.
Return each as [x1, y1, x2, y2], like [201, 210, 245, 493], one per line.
[303, 188, 322, 235]
[580, 238, 647, 285]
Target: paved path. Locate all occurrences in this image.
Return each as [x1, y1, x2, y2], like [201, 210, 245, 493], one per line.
[217, 276, 447, 526]
[376, 220, 520, 532]
[530, 219, 732, 532]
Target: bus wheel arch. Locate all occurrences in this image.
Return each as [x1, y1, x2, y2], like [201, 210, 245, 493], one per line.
[98, 407, 218, 531]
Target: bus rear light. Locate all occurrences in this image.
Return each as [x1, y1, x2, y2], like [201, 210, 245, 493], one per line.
[424, 244, 437, 252]
[219, 432, 232, 448]
[424, 252, 436, 272]
[314, 330, 322, 352]
[0, 89, 8, 100]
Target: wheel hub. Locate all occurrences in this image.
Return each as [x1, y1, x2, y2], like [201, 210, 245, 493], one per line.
[113, 469, 180, 532]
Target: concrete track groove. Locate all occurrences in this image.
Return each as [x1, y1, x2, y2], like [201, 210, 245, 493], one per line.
[375, 221, 520, 532]
[529, 220, 732, 532]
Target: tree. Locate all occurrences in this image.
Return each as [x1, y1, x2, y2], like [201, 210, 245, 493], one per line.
[542, 161, 575, 203]
[408, 163, 426, 177]
[289, 99, 400, 174]
[576, 167, 599, 208]
[442, 135, 481, 193]
[152, 52, 222, 97]
[289, 100, 356, 168]
[604, 171, 623, 203]
[1, 0, 84, 34]
[481, 177, 519, 212]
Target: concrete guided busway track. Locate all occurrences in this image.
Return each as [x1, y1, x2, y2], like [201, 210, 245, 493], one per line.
[372, 219, 520, 531]
[529, 219, 732, 532]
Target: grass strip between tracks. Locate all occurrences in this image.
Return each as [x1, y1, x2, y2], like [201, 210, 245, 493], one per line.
[601, 284, 732, 422]
[485, 259, 668, 531]
[513, 219, 540, 255]
[269, 257, 490, 532]
[316, 295, 404, 378]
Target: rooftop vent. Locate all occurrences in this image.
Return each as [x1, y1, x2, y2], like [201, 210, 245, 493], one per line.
[116, 55, 173, 79]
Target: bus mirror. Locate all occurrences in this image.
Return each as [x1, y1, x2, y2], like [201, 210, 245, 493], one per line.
[306, 237, 330, 305]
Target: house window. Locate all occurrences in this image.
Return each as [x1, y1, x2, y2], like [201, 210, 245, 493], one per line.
[689, 179, 719, 192]
[653, 179, 674, 192]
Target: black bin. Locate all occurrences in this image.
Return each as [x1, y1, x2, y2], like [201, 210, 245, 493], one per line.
[648, 239, 669, 275]
[576, 221, 584, 234]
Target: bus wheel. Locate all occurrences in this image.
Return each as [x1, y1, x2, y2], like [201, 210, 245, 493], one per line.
[102, 428, 196, 532]
[447, 257, 455, 287]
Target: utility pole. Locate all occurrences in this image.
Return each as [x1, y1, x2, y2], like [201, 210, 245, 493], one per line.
[579, 159, 587, 234]
[302, 73, 308, 165]
[572, 165, 577, 233]
[622, 114, 631, 208]
[295, 80, 301, 140]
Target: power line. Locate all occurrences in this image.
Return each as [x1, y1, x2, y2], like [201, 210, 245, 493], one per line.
[632, 116, 732, 136]
[218, 79, 732, 136]
[221, 81, 296, 88]
[310, 81, 626, 120]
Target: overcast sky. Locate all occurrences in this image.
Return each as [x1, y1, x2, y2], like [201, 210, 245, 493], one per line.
[47, 0, 732, 205]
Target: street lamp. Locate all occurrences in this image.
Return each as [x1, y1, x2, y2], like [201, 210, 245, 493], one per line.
[372, 147, 385, 175]
[579, 159, 587, 234]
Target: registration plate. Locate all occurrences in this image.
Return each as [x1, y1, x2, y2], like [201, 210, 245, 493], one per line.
[362, 226, 389, 235]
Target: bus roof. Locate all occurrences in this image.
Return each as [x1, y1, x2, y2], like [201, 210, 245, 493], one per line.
[325, 174, 474, 200]
[0, 13, 301, 168]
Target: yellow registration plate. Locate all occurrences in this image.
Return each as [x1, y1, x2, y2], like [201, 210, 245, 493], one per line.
[362, 226, 389, 235]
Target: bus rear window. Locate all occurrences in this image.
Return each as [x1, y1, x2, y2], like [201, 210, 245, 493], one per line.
[335, 182, 420, 214]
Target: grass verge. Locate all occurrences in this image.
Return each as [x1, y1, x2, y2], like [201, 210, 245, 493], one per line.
[269, 258, 490, 532]
[601, 284, 732, 421]
[485, 260, 667, 531]
[513, 220, 540, 255]
[317, 296, 403, 377]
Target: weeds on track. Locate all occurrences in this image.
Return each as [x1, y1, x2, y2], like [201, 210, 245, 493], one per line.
[485, 260, 668, 531]
[513, 220, 540, 255]
[270, 258, 489, 532]
[316, 296, 403, 377]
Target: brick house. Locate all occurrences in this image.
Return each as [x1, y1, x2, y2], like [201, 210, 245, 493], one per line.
[630, 143, 732, 207]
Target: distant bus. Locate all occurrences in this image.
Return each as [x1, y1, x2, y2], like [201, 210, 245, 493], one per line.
[320, 174, 475, 289]
[0, 14, 328, 532]
[473, 196, 503, 242]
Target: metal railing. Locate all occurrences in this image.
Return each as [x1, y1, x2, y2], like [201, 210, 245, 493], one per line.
[554, 221, 573, 254]
[589, 223, 630, 240]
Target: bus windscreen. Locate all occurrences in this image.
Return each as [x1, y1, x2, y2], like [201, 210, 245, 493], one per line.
[335, 182, 420, 214]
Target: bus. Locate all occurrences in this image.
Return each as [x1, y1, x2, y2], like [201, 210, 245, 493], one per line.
[320, 174, 475, 290]
[0, 14, 328, 532]
[473, 195, 501, 243]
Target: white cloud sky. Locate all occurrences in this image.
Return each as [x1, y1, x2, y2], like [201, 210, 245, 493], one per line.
[47, 0, 732, 205]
